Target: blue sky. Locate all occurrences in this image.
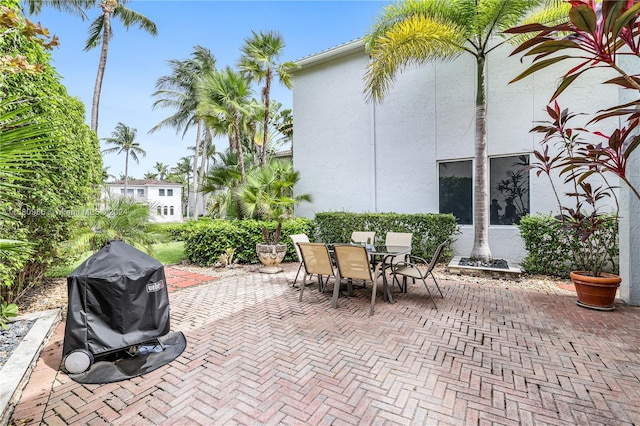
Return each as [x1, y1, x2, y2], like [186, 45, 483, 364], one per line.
[29, 0, 390, 179]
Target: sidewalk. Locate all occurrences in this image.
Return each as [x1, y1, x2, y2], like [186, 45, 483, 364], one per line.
[10, 264, 640, 425]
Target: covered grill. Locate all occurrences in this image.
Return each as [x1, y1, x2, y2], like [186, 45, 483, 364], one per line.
[62, 240, 184, 383]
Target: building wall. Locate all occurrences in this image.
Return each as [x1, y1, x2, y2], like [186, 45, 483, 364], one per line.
[292, 41, 619, 263]
[104, 183, 183, 223]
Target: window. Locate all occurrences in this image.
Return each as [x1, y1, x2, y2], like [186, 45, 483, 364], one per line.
[157, 206, 162, 215]
[163, 206, 168, 215]
[137, 189, 144, 197]
[127, 188, 134, 195]
[159, 189, 165, 196]
[439, 161, 472, 225]
[167, 189, 173, 196]
[490, 155, 530, 225]
[120, 188, 125, 194]
[170, 206, 174, 216]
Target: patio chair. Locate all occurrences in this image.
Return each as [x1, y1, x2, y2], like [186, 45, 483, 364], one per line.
[297, 242, 336, 302]
[350, 231, 376, 245]
[289, 233, 310, 287]
[384, 232, 413, 290]
[390, 241, 447, 309]
[331, 244, 379, 316]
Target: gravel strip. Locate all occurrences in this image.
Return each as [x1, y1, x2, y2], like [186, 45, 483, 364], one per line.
[0, 320, 35, 368]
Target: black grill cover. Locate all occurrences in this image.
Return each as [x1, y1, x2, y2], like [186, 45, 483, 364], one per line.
[63, 240, 170, 357]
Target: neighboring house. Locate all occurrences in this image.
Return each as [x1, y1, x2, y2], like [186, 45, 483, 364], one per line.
[104, 179, 183, 223]
[291, 38, 621, 264]
[274, 149, 293, 162]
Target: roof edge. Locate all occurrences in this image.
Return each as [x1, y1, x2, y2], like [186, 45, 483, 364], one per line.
[293, 38, 365, 70]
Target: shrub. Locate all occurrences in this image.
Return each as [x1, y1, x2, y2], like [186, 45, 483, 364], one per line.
[145, 222, 190, 241]
[313, 212, 458, 261]
[184, 218, 315, 265]
[0, 7, 102, 301]
[518, 214, 618, 277]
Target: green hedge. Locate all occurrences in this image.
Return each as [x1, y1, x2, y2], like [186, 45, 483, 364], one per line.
[518, 214, 618, 276]
[145, 222, 191, 241]
[184, 218, 316, 265]
[314, 212, 458, 261]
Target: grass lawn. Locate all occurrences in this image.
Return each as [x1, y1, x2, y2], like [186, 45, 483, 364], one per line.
[153, 241, 185, 265]
[46, 241, 185, 278]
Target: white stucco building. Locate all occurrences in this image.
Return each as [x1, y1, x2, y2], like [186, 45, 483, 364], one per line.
[104, 180, 183, 223]
[290, 38, 621, 264]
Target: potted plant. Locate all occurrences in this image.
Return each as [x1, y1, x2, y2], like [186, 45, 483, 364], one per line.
[528, 103, 622, 309]
[506, 0, 640, 309]
[238, 160, 311, 273]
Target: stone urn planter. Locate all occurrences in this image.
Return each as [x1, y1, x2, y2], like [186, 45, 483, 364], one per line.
[256, 243, 287, 274]
[569, 271, 622, 311]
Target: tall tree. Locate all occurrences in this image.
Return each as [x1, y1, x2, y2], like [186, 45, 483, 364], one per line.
[197, 66, 257, 184]
[102, 122, 145, 192]
[173, 156, 192, 217]
[200, 151, 243, 219]
[151, 45, 216, 219]
[25, 0, 157, 133]
[238, 30, 297, 167]
[364, 0, 563, 261]
[153, 161, 169, 180]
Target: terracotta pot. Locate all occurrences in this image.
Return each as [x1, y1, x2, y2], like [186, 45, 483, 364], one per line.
[256, 243, 287, 274]
[569, 271, 621, 311]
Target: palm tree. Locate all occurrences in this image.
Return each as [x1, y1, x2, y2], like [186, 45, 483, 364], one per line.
[200, 151, 243, 219]
[0, 98, 51, 255]
[173, 156, 192, 217]
[66, 190, 159, 254]
[143, 171, 157, 180]
[154, 161, 169, 180]
[150, 45, 216, 219]
[86, 0, 156, 133]
[238, 30, 297, 167]
[102, 122, 145, 192]
[364, 0, 562, 261]
[101, 165, 115, 181]
[25, 0, 157, 133]
[197, 66, 257, 184]
[238, 159, 312, 244]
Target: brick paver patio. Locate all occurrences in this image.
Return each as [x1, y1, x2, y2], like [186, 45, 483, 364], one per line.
[10, 264, 640, 425]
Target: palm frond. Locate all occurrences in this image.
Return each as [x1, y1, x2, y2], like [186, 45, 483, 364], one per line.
[84, 14, 104, 51]
[113, 6, 157, 35]
[365, 14, 466, 102]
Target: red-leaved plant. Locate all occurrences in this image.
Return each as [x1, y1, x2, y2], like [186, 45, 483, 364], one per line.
[506, 0, 640, 276]
[530, 101, 619, 276]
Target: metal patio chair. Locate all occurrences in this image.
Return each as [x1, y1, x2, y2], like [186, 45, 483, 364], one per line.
[350, 231, 376, 245]
[390, 241, 447, 309]
[297, 242, 336, 302]
[289, 233, 310, 287]
[384, 232, 413, 290]
[331, 244, 379, 316]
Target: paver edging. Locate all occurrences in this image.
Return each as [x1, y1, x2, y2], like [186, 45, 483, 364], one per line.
[0, 308, 61, 426]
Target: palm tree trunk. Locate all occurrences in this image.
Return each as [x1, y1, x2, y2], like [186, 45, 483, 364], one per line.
[470, 54, 492, 261]
[235, 113, 247, 183]
[91, 0, 116, 133]
[260, 71, 272, 167]
[197, 128, 210, 215]
[124, 149, 129, 193]
[192, 120, 202, 219]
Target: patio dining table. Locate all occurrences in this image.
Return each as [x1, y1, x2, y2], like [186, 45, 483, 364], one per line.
[368, 245, 411, 304]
